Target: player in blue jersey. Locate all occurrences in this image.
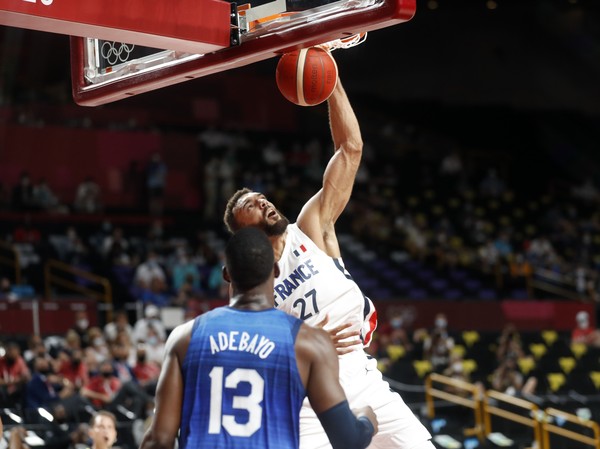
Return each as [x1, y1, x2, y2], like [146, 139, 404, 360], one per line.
[224, 77, 435, 449]
[139, 227, 377, 449]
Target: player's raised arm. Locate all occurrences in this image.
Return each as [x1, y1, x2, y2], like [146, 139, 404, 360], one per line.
[297, 79, 363, 256]
[139, 321, 191, 449]
[296, 324, 377, 449]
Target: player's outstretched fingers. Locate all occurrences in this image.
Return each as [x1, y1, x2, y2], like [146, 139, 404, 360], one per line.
[315, 314, 330, 329]
[327, 322, 362, 355]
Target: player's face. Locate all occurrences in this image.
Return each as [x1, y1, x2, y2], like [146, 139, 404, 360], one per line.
[233, 192, 288, 236]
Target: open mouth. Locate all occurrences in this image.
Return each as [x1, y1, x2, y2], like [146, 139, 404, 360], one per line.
[267, 209, 277, 219]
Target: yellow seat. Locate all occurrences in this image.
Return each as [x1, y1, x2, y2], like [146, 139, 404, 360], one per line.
[387, 344, 406, 362]
[518, 357, 535, 375]
[462, 359, 478, 376]
[541, 330, 558, 346]
[451, 345, 466, 358]
[413, 360, 433, 378]
[571, 343, 587, 359]
[590, 371, 600, 390]
[547, 373, 566, 392]
[462, 331, 480, 348]
[529, 343, 547, 360]
[559, 357, 576, 374]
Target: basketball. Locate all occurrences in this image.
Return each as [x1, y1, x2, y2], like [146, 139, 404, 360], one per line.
[276, 47, 338, 107]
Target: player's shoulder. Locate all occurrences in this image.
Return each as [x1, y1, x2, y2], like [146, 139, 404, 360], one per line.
[165, 319, 196, 356]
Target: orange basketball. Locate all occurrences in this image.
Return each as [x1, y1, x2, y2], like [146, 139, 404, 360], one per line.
[276, 47, 338, 107]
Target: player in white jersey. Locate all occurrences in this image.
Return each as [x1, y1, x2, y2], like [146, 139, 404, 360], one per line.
[224, 76, 434, 449]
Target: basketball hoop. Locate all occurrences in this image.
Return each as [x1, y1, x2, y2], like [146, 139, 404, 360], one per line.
[318, 32, 368, 52]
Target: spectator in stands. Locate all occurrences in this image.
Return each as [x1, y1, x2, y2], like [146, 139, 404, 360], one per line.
[439, 149, 464, 193]
[80, 360, 121, 410]
[84, 327, 110, 373]
[23, 335, 44, 364]
[74, 176, 102, 214]
[493, 231, 513, 261]
[139, 326, 165, 367]
[423, 329, 454, 373]
[478, 238, 500, 274]
[479, 168, 506, 198]
[80, 360, 151, 420]
[491, 355, 537, 396]
[33, 178, 66, 213]
[104, 310, 134, 345]
[571, 177, 600, 204]
[24, 356, 76, 411]
[134, 250, 166, 291]
[63, 329, 83, 353]
[0, 342, 31, 407]
[571, 310, 600, 347]
[57, 348, 88, 391]
[132, 305, 166, 344]
[526, 235, 557, 267]
[70, 311, 91, 348]
[139, 276, 170, 308]
[88, 411, 118, 449]
[385, 312, 414, 353]
[507, 253, 533, 296]
[132, 345, 160, 395]
[170, 247, 201, 293]
[420, 313, 454, 372]
[109, 343, 136, 384]
[496, 323, 525, 363]
[172, 273, 203, 308]
[11, 172, 35, 211]
[146, 152, 168, 216]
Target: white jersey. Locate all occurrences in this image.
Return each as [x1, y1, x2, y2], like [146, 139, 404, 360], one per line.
[276, 224, 433, 449]
[274, 223, 377, 349]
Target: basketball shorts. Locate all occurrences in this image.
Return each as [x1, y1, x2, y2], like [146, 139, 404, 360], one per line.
[299, 351, 434, 449]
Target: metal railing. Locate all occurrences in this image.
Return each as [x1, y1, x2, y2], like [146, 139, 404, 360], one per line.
[44, 259, 113, 321]
[425, 372, 485, 440]
[0, 241, 21, 284]
[425, 374, 600, 449]
[483, 389, 542, 448]
[542, 408, 600, 449]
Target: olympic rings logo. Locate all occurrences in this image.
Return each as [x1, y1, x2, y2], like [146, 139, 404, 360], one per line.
[100, 41, 135, 65]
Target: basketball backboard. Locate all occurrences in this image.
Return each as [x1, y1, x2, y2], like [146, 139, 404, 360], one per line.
[68, 0, 416, 106]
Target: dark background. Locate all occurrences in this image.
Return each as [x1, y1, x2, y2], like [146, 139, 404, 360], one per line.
[1, 0, 600, 200]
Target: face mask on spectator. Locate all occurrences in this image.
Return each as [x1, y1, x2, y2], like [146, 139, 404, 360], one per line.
[435, 318, 447, 329]
[391, 318, 403, 329]
[76, 319, 89, 329]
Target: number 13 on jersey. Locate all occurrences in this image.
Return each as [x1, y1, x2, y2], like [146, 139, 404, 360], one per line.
[208, 367, 265, 437]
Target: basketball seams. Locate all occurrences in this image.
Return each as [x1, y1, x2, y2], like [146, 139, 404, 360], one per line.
[296, 48, 308, 107]
[276, 47, 337, 107]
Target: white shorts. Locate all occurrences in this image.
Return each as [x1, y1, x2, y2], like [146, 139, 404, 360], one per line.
[300, 351, 433, 449]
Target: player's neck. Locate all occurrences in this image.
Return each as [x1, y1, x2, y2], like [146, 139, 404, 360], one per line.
[269, 229, 287, 262]
[230, 291, 274, 311]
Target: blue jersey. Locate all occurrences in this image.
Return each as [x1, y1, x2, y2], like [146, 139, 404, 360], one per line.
[179, 307, 306, 449]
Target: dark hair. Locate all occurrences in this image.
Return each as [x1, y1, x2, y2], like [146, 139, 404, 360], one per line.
[225, 227, 274, 291]
[223, 187, 251, 234]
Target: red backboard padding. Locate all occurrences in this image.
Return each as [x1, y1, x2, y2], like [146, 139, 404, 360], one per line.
[70, 0, 416, 106]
